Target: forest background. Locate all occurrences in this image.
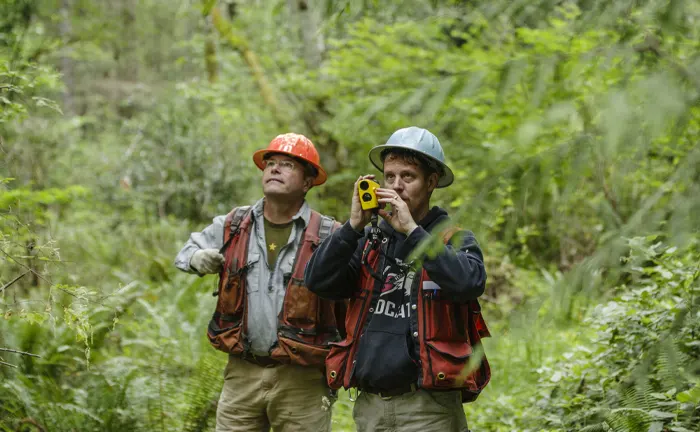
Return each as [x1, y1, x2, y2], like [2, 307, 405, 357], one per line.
[1, 0, 699, 431]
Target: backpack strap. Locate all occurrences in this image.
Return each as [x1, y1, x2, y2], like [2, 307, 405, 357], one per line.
[304, 211, 339, 245]
[221, 205, 252, 254]
[317, 214, 338, 243]
[313, 213, 347, 339]
[291, 211, 339, 280]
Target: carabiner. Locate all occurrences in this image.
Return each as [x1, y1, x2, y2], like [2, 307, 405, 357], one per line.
[348, 387, 360, 402]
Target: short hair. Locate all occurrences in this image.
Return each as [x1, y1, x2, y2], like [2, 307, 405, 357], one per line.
[263, 152, 318, 180]
[380, 148, 443, 178]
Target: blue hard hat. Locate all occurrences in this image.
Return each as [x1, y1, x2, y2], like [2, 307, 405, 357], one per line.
[368, 127, 454, 188]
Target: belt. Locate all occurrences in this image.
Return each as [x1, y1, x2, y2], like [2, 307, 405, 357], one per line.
[242, 354, 280, 368]
[362, 383, 417, 400]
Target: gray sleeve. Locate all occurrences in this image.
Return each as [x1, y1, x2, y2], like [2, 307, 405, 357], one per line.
[174, 215, 227, 274]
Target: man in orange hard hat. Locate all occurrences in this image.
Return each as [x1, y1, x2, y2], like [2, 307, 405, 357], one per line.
[175, 133, 344, 432]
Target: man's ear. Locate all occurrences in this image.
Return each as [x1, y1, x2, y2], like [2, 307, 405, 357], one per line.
[427, 172, 439, 192]
[303, 177, 313, 193]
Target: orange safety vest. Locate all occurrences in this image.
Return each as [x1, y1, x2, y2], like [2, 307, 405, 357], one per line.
[207, 206, 345, 368]
[325, 229, 491, 402]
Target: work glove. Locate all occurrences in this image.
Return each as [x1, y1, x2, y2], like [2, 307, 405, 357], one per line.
[190, 249, 225, 274]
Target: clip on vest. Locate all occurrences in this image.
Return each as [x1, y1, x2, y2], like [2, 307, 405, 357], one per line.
[361, 211, 385, 282]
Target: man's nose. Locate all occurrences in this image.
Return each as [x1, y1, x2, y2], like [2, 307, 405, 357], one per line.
[385, 177, 400, 189]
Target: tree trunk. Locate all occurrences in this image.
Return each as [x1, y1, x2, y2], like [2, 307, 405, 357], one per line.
[207, 1, 348, 217]
[285, 1, 347, 216]
[210, 6, 291, 128]
[60, 0, 74, 115]
[202, 0, 219, 83]
[120, 0, 137, 82]
[204, 27, 219, 83]
[287, 0, 324, 68]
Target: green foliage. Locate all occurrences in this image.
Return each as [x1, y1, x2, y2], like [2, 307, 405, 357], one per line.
[2, 0, 700, 431]
[1, 18, 96, 372]
[312, 2, 700, 272]
[528, 238, 699, 431]
[115, 81, 270, 220]
[0, 14, 62, 125]
[0, 180, 87, 291]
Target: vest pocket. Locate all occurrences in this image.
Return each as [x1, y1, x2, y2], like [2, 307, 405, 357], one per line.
[284, 278, 319, 326]
[219, 273, 244, 316]
[207, 315, 244, 355]
[325, 338, 353, 389]
[272, 334, 330, 368]
[424, 340, 477, 390]
[423, 298, 470, 342]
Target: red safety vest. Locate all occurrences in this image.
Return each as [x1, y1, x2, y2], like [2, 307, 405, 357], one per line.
[207, 206, 346, 368]
[325, 228, 491, 402]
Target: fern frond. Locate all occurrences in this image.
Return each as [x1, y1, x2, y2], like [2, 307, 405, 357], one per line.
[182, 351, 224, 432]
[606, 408, 653, 432]
[579, 423, 609, 432]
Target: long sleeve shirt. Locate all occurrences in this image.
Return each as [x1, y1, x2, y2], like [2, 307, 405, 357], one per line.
[175, 198, 312, 355]
[305, 206, 486, 303]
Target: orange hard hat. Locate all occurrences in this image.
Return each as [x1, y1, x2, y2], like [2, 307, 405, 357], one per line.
[253, 133, 327, 186]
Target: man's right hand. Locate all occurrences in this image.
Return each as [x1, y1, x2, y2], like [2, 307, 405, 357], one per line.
[190, 249, 225, 274]
[349, 175, 378, 232]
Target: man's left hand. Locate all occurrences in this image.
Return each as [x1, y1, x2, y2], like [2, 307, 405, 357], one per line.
[376, 188, 418, 235]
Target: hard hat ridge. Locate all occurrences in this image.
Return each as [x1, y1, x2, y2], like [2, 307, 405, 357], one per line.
[253, 133, 327, 186]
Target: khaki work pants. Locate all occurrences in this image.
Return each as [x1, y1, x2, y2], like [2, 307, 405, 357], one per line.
[216, 356, 333, 432]
[352, 389, 469, 432]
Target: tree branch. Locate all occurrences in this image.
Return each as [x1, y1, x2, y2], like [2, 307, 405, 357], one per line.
[0, 248, 52, 285]
[0, 248, 101, 303]
[635, 33, 700, 91]
[18, 418, 46, 432]
[0, 360, 18, 368]
[0, 347, 42, 358]
[0, 270, 30, 294]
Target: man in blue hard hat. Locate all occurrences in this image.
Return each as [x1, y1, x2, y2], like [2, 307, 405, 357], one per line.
[305, 127, 491, 431]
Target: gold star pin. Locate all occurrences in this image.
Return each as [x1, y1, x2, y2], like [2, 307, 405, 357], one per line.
[269, 243, 277, 251]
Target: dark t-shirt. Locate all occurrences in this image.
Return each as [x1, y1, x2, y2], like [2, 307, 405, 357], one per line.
[263, 218, 293, 268]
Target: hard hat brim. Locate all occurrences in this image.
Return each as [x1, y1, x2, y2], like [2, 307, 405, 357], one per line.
[253, 149, 327, 186]
[368, 145, 454, 188]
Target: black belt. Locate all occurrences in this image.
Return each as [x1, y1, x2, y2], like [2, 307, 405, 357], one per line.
[362, 383, 417, 399]
[242, 354, 280, 368]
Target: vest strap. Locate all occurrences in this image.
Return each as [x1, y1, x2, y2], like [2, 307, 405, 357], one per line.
[221, 205, 252, 254]
[318, 215, 335, 242]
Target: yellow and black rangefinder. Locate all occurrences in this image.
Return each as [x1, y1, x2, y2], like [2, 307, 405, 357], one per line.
[358, 179, 381, 211]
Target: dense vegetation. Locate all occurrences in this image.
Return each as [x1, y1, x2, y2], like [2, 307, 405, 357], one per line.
[1, 1, 698, 431]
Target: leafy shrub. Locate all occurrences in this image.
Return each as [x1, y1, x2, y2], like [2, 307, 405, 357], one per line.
[532, 237, 700, 431]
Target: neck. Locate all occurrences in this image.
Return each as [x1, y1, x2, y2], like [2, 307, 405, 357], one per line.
[263, 196, 304, 224]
